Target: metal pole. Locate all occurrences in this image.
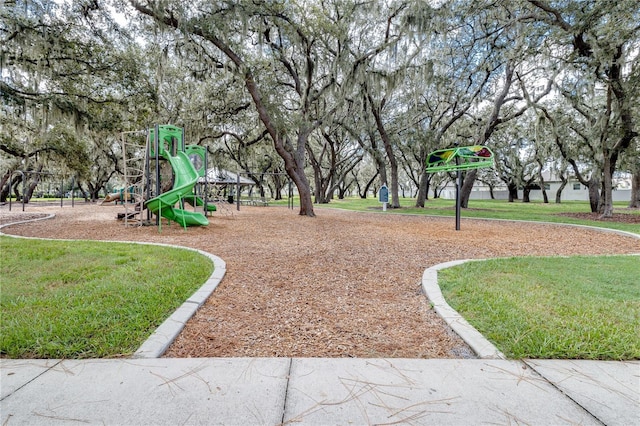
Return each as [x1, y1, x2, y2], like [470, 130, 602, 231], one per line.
[236, 172, 240, 211]
[203, 149, 209, 215]
[71, 177, 75, 207]
[146, 130, 152, 222]
[60, 178, 64, 207]
[455, 169, 461, 231]
[21, 171, 26, 212]
[154, 125, 160, 226]
[8, 171, 12, 211]
[454, 143, 461, 231]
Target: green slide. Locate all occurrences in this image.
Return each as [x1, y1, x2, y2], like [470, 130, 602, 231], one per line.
[183, 194, 217, 212]
[145, 151, 209, 227]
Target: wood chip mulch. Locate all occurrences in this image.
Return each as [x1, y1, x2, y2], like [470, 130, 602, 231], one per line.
[557, 211, 640, 223]
[2, 203, 638, 359]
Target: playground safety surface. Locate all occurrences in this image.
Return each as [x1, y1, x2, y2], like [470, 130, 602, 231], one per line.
[2, 203, 639, 360]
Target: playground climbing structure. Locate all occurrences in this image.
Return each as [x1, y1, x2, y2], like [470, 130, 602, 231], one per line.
[108, 125, 212, 228]
[116, 130, 148, 226]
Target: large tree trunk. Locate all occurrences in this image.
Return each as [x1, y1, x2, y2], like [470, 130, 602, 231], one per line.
[369, 97, 400, 209]
[0, 170, 13, 202]
[272, 172, 284, 201]
[507, 181, 518, 202]
[12, 179, 22, 201]
[24, 167, 44, 203]
[307, 134, 336, 204]
[599, 154, 615, 217]
[538, 166, 549, 203]
[76, 183, 89, 202]
[308, 150, 327, 203]
[289, 133, 315, 216]
[250, 94, 314, 216]
[415, 169, 429, 207]
[587, 179, 600, 213]
[630, 171, 640, 208]
[358, 172, 378, 199]
[599, 45, 638, 216]
[460, 169, 477, 207]
[87, 182, 101, 202]
[415, 144, 428, 207]
[555, 177, 567, 203]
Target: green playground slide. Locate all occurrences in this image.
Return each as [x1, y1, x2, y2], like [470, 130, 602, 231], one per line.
[145, 151, 209, 227]
[183, 194, 217, 212]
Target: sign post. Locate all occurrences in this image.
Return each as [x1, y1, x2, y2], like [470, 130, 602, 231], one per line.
[379, 184, 389, 212]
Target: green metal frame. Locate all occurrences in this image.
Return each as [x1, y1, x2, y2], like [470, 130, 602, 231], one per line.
[426, 145, 494, 173]
[149, 125, 184, 157]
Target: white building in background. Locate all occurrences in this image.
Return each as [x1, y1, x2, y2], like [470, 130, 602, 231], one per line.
[439, 171, 633, 202]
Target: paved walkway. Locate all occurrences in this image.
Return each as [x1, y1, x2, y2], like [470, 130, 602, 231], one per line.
[2, 357, 638, 425]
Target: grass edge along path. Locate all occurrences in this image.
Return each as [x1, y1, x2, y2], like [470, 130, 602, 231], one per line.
[0, 236, 213, 359]
[438, 255, 640, 360]
[310, 197, 640, 234]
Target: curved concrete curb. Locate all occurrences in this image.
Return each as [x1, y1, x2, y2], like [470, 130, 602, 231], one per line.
[0, 214, 226, 359]
[0, 213, 56, 230]
[422, 260, 506, 359]
[132, 246, 225, 358]
[461, 217, 640, 241]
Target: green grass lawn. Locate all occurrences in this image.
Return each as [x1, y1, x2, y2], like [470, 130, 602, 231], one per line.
[0, 237, 213, 359]
[314, 197, 640, 234]
[438, 256, 640, 360]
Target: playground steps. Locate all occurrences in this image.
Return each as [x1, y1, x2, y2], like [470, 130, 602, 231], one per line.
[117, 211, 140, 220]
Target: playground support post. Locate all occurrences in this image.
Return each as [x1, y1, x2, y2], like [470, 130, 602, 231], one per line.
[154, 124, 160, 226]
[455, 143, 461, 231]
[236, 173, 240, 211]
[203, 149, 210, 215]
[145, 131, 152, 222]
[455, 168, 462, 231]
[22, 172, 26, 211]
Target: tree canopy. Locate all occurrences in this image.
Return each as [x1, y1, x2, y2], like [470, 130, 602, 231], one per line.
[2, 0, 638, 214]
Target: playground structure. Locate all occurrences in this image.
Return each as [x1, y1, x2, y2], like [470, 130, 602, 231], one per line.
[426, 145, 494, 172]
[107, 125, 216, 228]
[426, 144, 495, 230]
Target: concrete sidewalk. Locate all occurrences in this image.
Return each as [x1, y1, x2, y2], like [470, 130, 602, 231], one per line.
[1, 357, 638, 425]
